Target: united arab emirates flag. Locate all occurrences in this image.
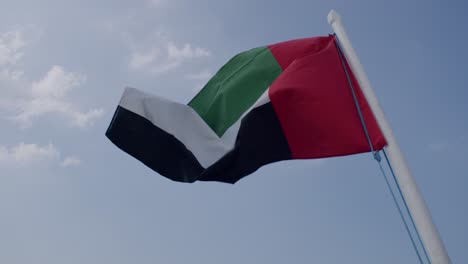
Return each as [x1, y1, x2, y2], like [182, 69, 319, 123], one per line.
[106, 35, 386, 183]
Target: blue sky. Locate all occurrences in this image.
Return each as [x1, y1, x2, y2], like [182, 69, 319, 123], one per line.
[1, 0, 467, 263]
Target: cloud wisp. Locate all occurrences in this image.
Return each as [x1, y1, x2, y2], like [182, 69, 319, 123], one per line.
[0, 142, 82, 168]
[129, 41, 211, 74]
[0, 29, 26, 82]
[11, 65, 104, 129]
[0, 29, 104, 129]
[0, 142, 59, 166]
[0, 29, 26, 66]
[98, 16, 212, 75]
[61, 156, 82, 167]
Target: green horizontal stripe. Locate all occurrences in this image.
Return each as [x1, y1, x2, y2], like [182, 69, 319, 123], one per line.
[188, 46, 282, 137]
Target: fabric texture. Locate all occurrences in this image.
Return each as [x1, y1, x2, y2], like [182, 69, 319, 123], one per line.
[106, 35, 387, 183]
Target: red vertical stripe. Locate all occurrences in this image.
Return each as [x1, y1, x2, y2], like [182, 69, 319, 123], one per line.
[268, 36, 334, 70]
[268, 37, 386, 159]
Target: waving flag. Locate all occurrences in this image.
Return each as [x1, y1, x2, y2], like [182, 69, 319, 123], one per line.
[106, 35, 386, 183]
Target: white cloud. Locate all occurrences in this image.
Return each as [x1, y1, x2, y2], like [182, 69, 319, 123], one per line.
[129, 48, 160, 70]
[31, 65, 86, 98]
[0, 143, 59, 165]
[69, 108, 105, 128]
[100, 19, 211, 74]
[167, 42, 211, 60]
[0, 30, 26, 66]
[3, 65, 104, 129]
[0, 29, 27, 85]
[0, 26, 41, 78]
[129, 41, 211, 74]
[0, 143, 82, 168]
[0, 29, 31, 109]
[0, 29, 104, 129]
[61, 156, 81, 167]
[12, 96, 104, 129]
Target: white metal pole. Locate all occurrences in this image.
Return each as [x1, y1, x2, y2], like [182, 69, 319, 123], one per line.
[327, 10, 451, 264]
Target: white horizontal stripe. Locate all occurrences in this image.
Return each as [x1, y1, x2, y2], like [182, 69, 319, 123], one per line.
[118, 87, 270, 167]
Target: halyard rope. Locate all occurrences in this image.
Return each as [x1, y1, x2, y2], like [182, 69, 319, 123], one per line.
[334, 34, 430, 264]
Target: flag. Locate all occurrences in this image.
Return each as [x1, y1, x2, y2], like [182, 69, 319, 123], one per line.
[106, 35, 386, 183]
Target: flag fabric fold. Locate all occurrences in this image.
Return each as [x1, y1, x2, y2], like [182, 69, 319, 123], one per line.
[106, 35, 386, 183]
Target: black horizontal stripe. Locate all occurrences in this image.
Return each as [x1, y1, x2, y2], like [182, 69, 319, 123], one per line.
[200, 102, 292, 183]
[106, 103, 292, 184]
[106, 106, 204, 183]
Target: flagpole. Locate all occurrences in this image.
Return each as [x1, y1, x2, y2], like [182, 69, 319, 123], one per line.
[327, 10, 451, 264]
